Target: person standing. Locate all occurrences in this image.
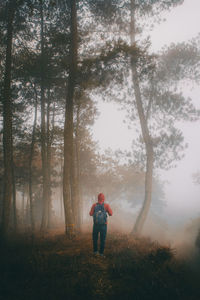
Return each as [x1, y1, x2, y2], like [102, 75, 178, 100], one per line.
[89, 193, 113, 256]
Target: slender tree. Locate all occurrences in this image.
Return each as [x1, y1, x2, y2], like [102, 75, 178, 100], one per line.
[63, 0, 78, 237]
[39, 0, 50, 231]
[1, 0, 17, 238]
[74, 100, 81, 230]
[130, 0, 154, 235]
[28, 82, 38, 233]
[129, 14, 200, 235]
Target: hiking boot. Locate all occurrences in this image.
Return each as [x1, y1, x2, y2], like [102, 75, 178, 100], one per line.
[93, 251, 99, 256]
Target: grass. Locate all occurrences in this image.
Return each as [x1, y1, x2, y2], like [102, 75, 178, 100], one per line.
[0, 231, 199, 300]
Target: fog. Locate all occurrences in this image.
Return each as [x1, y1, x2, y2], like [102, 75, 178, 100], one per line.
[150, 0, 200, 51]
[2, 1, 200, 299]
[92, 0, 200, 243]
[1, 0, 199, 248]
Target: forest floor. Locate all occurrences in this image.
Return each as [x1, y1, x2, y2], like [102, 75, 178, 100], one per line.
[0, 229, 200, 300]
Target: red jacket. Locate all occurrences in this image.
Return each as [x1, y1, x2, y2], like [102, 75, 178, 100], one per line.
[89, 200, 113, 224]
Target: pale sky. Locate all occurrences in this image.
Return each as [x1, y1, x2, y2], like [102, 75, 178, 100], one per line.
[149, 0, 200, 225]
[151, 0, 200, 51]
[92, 0, 200, 226]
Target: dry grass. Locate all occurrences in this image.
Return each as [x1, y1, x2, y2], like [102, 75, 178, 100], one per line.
[0, 230, 200, 300]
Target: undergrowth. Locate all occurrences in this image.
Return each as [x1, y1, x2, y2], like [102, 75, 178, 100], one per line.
[0, 231, 199, 300]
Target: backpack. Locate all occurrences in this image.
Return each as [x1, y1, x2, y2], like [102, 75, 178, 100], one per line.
[93, 203, 107, 225]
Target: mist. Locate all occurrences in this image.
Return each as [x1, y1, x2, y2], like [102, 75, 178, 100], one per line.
[1, 0, 200, 299]
[91, 0, 200, 246]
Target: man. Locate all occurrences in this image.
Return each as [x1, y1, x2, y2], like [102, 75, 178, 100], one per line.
[89, 193, 113, 256]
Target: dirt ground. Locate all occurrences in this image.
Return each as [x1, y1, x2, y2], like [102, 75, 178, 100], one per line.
[0, 230, 200, 300]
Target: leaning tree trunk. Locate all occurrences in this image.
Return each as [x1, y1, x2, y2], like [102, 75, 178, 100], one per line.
[1, 0, 16, 238]
[63, 0, 78, 238]
[130, 0, 154, 236]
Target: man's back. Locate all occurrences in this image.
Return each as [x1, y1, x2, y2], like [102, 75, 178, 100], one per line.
[89, 193, 113, 256]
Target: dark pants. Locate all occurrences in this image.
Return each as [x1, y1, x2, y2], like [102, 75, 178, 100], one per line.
[92, 224, 107, 254]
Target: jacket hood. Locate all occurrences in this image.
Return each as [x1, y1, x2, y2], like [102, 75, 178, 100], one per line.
[98, 193, 105, 204]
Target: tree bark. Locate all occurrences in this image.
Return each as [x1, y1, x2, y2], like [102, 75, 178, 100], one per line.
[60, 155, 64, 218]
[39, 0, 49, 231]
[46, 89, 54, 228]
[12, 160, 17, 231]
[74, 102, 81, 230]
[28, 83, 38, 233]
[1, 0, 16, 238]
[130, 0, 154, 235]
[63, 0, 78, 238]
[21, 184, 25, 226]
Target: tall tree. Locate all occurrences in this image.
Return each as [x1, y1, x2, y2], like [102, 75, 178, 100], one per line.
[1, 0, 17, 238]
[82, 0, 192, 235]
[39, 0, 51, 231]
[28, 82, 38, 233]
[63, 0, 78, 237]
[129, 0, 198, 235]
[130, 0, 154, 235]
[73, 99, 81, 230]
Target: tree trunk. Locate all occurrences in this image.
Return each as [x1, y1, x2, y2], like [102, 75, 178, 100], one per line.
[21, 184, 25, 226]
[28, 83, 38, 233]
[71, 135, 79, 231]
[1, 0, 16, 238]
[130, 0, 154, 236]
[74, 102, 81, 230]
[46, 89, 54, 228]
[39, 0, 49, 231]
[60, 156, 64, 219]
[12, 160, 17, 231]
[63, 0, 78, 238]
